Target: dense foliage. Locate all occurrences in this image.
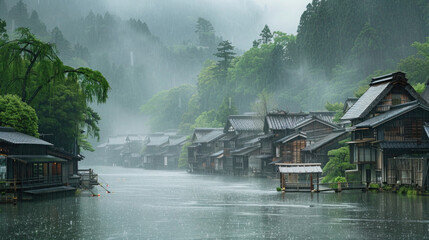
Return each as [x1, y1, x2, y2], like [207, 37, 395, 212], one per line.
[0, 94, 39, 137]
[322, 146, 355, 183]
[0, 17, 109, 151]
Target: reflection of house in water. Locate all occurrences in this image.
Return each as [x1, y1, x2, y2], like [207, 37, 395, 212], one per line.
[342, 72, 429, 188]
[0, 127, 82, 200]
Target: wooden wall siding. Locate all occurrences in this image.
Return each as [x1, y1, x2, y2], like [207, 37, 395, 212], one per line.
[386, 158, 424, 187]
[375, 87, 413, 113]
[300, 122, 333, 138]
[383, 118, 424, 141]
[281, 139, 306, 163]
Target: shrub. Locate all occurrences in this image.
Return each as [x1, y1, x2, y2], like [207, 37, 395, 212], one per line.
[276, 187, 282, 192]
[369, 183, 379, 189]
[382, 185, 392, 191]
[330, 176, 347, 189]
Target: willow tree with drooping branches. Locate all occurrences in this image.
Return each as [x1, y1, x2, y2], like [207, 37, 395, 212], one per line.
[0, 20, 110, 152]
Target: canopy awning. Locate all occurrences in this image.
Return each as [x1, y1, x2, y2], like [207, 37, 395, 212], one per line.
[7, 155, 67, 164]
[278, 164, 322, 174]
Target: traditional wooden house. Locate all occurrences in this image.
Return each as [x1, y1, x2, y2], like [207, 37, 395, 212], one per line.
[301, 129, 349, 167]
[294, 115, 341, 144]
[143, 134, 169, 169]
[341, 72, 429, 188]
[105, 135, 128, 166]
[188, 128, 224, 173]
[223, 115, 264, 175]
[0, 127, 77, 199]
[122, 135, 146, 167]
[263, 112, 340, 165]
[163, 136, 187, 169]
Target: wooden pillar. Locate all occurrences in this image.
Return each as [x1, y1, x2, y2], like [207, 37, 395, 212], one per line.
[316, 173, 319, 192]
[310, 174, 313, 191]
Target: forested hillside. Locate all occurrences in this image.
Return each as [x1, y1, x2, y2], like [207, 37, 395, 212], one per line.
[2, 0, 429, 139]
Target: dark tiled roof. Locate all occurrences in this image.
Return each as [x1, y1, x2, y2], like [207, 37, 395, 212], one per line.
[147, 136, 169, 146]
[225, 115, 264, 132]
[193, 129, 224, 143]
[302, 131, 348, 152]
[231, 146, 259, 156]
[265, 113, 307, 131]
[0, 128, 52, 145]
[309, 112, 336, 124]
[276, 132, 307, 144]
[354, 101, 429, 128]
[342, 72, 426, 121]
[380, 141, 429, 149]
[341, 82, 391, 120]
[210, 150, 224, 157]
[169, 136, 187, 146]
[294, 115, 340, 130]
[192, 128, 223, 142]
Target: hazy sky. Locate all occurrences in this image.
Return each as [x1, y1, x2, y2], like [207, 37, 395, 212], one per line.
[102, 0, 311, 49]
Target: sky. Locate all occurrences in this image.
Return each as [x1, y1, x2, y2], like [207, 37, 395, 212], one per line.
[102, 0, 311, 49]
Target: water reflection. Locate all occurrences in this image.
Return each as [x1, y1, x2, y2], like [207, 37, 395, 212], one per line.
[1, 166, 429, 239]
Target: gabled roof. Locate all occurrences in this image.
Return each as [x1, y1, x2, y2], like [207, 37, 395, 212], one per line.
[224, 115, 264, 133]
[264, 112, 308, 132]
[294, 115, 340, 130]
[126, 135, 145, 142]
[309, 112, 336, 124]
[341, 72, 424, 120]
[343, 97, 358, 113]
[302, 130, 348, 152]
[231, 145, 259, 156]
[169, 136, 187, 146]
[276, 132, 307, 144]
[341, 83, 391, 120]
[191, 128, 223, 142]
[0, 127, 52, 146]
[146, 136, 169, 147]
[354, 101, 429, 128]
[193, 128, 224, 143]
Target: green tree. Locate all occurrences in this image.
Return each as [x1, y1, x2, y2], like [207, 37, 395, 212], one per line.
[0, 94, 39, 137]
[398, 37, 429, 84]
[195, 17, 215, 48]
[8, 0, 29, 28]
[252, 89, 276, 117]
[216, 96, 238, 125]
[322, 146, 355, 183]
[178, 139, 191, 168]
[214, 40, 235, 74]
[0, 27, 110, 151]
[325, 101, 344, 123]
[140, 84, 197, 131]
[260, 24, 273, 44]
[191, 110, 222, 129]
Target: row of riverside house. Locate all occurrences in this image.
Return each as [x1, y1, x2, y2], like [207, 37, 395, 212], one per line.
[95, 132, 187, 169]
[187, 111, 349, 177]
[187, 72, 429, 190]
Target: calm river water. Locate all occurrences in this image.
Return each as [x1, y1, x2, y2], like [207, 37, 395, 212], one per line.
[1, 166, 429, 239]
